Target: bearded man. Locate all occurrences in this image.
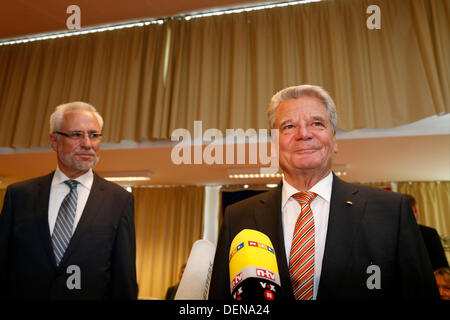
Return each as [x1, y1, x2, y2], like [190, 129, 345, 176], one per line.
[0, 102, 138, 299]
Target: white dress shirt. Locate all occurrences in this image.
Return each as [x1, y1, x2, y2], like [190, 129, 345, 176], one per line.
[281, 172, 333, 300]
[48, 167, 94, 235]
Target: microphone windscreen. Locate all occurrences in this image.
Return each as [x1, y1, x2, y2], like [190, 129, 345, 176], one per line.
[229, 229, 280, 299]
[174, 239, 216, 300]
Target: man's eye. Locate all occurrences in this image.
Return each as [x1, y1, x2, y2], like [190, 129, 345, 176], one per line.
[282, 124, 294, 130]
[71, 132, 83, 138]
[312, 121, 324, 127]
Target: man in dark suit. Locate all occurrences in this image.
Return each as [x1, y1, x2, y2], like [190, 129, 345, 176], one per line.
[407, 194, 449, 271]
[0, 102, 138, 299]
[209, 85, 439, 300]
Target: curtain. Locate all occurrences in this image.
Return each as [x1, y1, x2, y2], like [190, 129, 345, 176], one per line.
[0, 24, 168, 147]
[132, 186, 204, 299]
[0, 0, 448, 148]
[397, 181, 450, 238]
[0, 188, 6, 213]
[164, 0, 449, 135]
[360, 182, 393, 191]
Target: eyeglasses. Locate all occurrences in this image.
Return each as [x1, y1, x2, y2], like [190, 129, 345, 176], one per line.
[54, 131, 103, 141]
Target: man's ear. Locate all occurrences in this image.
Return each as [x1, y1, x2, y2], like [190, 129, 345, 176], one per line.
[49, 133, 58, 152]
[333, 135, 338, 153]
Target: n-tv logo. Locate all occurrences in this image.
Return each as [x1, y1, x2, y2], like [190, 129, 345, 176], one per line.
[256, 268, 275, 281]
[231, 272, 243, 291]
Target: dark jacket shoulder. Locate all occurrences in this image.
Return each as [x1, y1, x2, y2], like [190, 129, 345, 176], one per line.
[337, 179, 403, 201]
[93, 172, 133, 198]
[226, 188, 278, 211]
[7, 173, 54, 191]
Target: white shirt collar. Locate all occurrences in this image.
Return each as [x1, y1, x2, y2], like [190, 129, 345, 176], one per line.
[52, 166, 93, 190]
[282, 171, 333, 207]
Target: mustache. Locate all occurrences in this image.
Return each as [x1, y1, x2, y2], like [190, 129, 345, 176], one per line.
[73, 149, 97, 156]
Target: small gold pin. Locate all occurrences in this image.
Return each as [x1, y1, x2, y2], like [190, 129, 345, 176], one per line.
[346, 201, 353, 205]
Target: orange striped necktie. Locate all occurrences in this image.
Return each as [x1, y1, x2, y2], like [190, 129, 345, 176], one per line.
[289, 191, 317, 300]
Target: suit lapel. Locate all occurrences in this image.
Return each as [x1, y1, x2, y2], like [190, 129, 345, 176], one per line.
[36, 172, 57, 267]
[58, 173, 106, 267]
[253, 185, 295, 300]
[317, 174, 365, 300]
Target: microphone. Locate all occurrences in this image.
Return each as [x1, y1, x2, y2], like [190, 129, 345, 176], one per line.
[229, 229, 281, 301]
[174, 239, 216, 300]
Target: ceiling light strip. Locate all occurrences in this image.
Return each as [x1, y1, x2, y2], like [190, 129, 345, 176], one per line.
[0, 19, 165, 46]
[184, 0, 320, 20]
[104, 176, 152, 182]
[0, 0, 321, 46]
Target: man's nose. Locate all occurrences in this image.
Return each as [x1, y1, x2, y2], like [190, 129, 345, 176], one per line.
[294, 125, 313, 140]
[79, 134, 93, 148]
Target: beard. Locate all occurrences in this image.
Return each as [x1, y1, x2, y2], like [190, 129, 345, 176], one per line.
[58, 147, 99, 172]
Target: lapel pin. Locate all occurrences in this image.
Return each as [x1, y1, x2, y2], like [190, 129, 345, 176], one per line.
[346, 201, 353, 205]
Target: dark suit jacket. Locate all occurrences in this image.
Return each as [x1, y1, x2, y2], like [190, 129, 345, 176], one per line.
[209, 174, 439, 300]
[419, 225, 449, 271]
[165, 284, 179, 300]
[0, 172, 138, 299]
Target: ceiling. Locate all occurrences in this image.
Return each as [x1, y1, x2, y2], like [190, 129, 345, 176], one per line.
[0, 0, 277, 40]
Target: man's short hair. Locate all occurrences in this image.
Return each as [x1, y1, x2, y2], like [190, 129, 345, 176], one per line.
[49, 101, 103, 133]
[407, 194, 417, 207]
[434, 267, 450, 281]
[267, 84, 338, 134]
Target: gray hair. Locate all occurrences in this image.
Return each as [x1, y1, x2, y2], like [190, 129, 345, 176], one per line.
[49, 101, 104, 133]
[267, 84, 338, 134]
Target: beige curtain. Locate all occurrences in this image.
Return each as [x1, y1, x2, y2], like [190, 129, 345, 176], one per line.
[360, 182, 393, 190]
[164, 0, 449, 135]
[0, 25, 169, 147]
[0, 0, 448, 147]
[132, 186, 204, 299]
[397, 181, 450, 238]
[0, 188, 6, 213]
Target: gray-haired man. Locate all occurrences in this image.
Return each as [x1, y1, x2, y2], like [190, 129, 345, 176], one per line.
[0, 102, 138, 299]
